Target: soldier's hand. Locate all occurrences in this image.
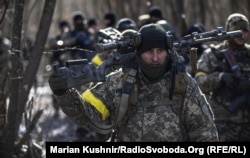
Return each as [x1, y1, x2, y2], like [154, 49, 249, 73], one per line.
[48, 72, 68, 96]
[219, 72, 238, 88]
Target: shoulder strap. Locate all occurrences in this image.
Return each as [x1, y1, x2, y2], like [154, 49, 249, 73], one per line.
[115, 68, 137, 127]
[108, 68, 137, 142]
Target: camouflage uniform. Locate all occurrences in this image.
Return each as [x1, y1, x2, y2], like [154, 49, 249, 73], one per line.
[195, 13, 250, 141]
[54, 68, 217, 142]
[50, 23, 218, 142]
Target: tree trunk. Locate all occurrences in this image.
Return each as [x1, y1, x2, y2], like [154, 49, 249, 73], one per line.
[2, 0, 57, 158]
[3, 0, 25, 157]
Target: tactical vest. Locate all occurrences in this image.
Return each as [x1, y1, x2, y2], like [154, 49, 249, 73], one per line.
[109, 68, 187, 141]
[85, 67, 187, 141]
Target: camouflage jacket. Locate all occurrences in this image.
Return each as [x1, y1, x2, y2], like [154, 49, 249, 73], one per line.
[54, 68, 218, 142]
[195, 41, 250, 123]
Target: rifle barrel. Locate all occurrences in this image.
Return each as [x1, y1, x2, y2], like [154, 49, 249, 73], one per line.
[173, 29, 243, 53]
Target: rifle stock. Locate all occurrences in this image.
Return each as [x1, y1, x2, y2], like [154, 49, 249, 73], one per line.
[52, 51, 136, 88]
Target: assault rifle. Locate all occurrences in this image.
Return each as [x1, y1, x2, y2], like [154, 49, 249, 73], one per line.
[169, 27, 242, 99]
[51, 27, 242, 97]
[172, 27, 241, 54]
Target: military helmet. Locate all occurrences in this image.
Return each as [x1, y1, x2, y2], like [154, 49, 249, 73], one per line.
[58, 20, 70, 28]
[225, 13, 249, 31]
[104, 11, 116, 27]
[116, 18, 137, 32]
[148, 6, 162, 19]
[72, 11, 86, 23]
[156, 20, 173, 32]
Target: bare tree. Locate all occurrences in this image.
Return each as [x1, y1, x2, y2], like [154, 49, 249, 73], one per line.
[3, 0, 25, 157]
[2, 0, 57, 158]
[1, 1, 250, 157]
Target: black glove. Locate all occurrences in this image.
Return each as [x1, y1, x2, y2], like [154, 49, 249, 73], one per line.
[48, 72, 69, 96]
[220, 73, 238, 89]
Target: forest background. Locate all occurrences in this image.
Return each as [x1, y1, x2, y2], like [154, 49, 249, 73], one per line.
[0, 0, 250, 158]
[2, 0, 250, 39]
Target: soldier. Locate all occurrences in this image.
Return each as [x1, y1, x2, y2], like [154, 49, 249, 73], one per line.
[195, 13, 250, 141]
[103, 11, 117, 28]
[147, 6, 163, 24]
[48, 23, 218, 142]
[182, 23, 208, 77]
[68, 11, 95, 60]
[139, 6, 164, 27]
[87, 18, 99, 45]
[48, 20, 72, 66]
[183, 23, 207, 60]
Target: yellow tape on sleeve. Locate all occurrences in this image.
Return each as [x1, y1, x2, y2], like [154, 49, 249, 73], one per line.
[91, 54, 103, 66]
[81, 89, 110, 120]
[195, 71, 207, 78]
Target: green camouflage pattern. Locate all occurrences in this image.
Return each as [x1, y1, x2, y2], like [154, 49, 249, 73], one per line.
[225, 13, 249, 31]
[117, 71, 217, 141]
[55, 68, 218, 142]
[195, 41, 250, 141]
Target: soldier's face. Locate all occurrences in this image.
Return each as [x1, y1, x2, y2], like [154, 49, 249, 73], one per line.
[141, 48, 168, 65]
[233, 30, 249, 46]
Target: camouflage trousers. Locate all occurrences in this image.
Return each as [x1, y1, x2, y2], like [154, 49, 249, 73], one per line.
[216, 121, 250, 141]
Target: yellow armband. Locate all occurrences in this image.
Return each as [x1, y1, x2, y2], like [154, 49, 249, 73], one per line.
[91, 54, 103, 66]
[195, 71, 207, 78]
[82, 89, 109, 120]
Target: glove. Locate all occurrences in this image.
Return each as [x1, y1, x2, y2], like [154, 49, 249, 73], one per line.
[220, 72, 238, 88]
[48, 72, 68, 96]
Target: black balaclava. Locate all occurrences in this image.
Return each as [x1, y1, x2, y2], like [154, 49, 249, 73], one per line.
[73, 11, 86, 31]
[136, 23, 169, 81]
